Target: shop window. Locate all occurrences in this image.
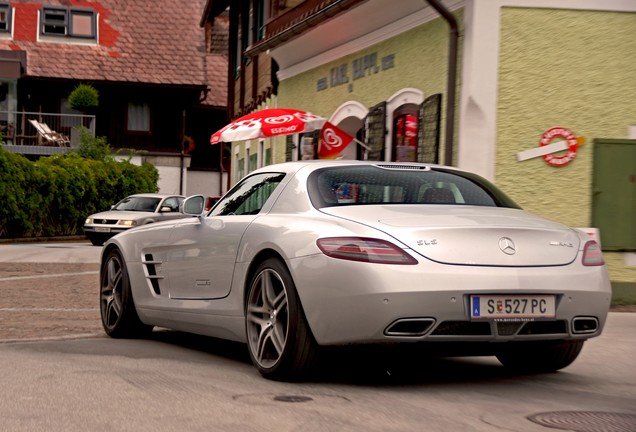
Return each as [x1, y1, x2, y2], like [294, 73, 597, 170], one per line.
[41, 6, 96, 40]
[248, 148, 258, 172]
[237, 157, 245, 180]
[265, 147, 271, 166]
[392, 111, 418, 162]
[126, 102, 150, 133]
[0, 3, 12, 34]
[300, 133, 317, 160]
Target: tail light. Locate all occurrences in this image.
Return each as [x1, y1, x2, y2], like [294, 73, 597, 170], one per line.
[316, 237, 418, 265]
[582, 240, 604, 266]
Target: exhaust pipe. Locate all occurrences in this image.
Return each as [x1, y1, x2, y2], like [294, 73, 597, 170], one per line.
[572, 316, 599, 334]
[385, 318, 435, 337]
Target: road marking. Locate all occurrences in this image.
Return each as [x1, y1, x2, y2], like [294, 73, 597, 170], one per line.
[0, 271, 98, 282]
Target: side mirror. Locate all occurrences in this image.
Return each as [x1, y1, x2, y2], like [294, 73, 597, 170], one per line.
[182, 195, 205, 216]
[159, 206, 172, 213]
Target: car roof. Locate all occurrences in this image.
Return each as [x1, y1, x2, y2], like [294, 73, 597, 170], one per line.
[250, 160, 467, 176]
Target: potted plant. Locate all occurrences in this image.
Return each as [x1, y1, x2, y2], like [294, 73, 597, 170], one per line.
[67, 83, 99, 113]
[67, 83, 99, 146]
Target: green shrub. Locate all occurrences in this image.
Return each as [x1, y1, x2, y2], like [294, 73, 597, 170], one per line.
[74, 126, 112, 161]
[0, 146, 158, 239]
[68, 83, 99, 112]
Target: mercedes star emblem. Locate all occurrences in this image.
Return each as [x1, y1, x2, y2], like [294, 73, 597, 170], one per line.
[499, 237, 516, 255]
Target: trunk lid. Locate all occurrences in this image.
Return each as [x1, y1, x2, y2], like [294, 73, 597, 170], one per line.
[320, 205, 580, 266]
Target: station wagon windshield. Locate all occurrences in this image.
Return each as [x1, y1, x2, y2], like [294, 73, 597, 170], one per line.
[114, 197, 161, 212]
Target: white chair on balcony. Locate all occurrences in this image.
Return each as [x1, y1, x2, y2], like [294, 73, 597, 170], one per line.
[28, 119, 70, 147]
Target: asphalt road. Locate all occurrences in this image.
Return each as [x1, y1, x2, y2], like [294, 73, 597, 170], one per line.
[0, 242, 635, 432]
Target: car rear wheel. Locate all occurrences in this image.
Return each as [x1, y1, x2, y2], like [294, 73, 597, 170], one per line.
[245, 258, 318, 380]
[496, 340, 584, 373]
[100, 248, 153, 338]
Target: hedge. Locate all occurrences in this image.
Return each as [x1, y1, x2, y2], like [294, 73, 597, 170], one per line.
[0, 147, 159, 239]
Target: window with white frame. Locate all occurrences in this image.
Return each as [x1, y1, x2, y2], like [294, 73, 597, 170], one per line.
[126, 102, 150, 133]
[41, 6, 96, 40]
[0, 3, 12, 34]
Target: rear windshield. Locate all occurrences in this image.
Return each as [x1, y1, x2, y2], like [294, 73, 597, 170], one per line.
[307, 165, 520, 209]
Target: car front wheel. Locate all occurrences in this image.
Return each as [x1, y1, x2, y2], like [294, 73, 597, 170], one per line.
[496, 340, 584, 373]
[245, 258, 318, 381]
[100, 248, 153, 338]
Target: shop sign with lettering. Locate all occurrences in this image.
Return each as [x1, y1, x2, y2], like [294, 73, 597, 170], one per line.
[316, 52, 395, 93]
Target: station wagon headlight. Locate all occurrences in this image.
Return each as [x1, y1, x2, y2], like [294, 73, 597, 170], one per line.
[85, 218, 93, 224]
[118, 220, 137, 227]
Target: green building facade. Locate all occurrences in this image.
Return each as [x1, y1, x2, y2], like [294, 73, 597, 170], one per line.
[230, 0, 635, 289]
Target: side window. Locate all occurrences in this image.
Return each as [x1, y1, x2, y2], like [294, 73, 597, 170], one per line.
[162, 197, 180, 212]
[211, 172, 285, 216]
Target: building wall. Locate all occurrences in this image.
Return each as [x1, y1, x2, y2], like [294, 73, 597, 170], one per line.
[496, 6, 636, 282]
[230, 0, 635, 284]
[274, 11, 462, 163]
[277, 16, 450, 112]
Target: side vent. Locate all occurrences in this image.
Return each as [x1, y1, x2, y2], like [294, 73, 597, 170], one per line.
[142, 253, 163, 295]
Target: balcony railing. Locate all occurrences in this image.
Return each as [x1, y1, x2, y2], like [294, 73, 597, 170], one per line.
[0, 111, 96, 154]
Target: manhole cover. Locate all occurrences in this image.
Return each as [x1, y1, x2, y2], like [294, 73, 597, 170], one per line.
[528, 411, 636, 432]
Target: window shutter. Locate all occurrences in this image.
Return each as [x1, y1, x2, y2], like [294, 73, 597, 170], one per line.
[285, 135, 294, 162]
[417, 93, 442, 164]
[363, 102, 387, 161]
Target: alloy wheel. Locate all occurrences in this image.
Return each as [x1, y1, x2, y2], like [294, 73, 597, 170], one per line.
[246, 268, 290, 369]
[101, 254, 123, 330]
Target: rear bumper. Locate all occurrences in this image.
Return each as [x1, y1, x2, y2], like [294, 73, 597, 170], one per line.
[289, 254, 612, 346]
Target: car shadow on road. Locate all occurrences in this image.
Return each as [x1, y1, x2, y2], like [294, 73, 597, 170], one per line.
[146, 330, 544, 386]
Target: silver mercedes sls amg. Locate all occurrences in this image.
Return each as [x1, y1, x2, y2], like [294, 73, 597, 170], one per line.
[99, 161, 611, 380]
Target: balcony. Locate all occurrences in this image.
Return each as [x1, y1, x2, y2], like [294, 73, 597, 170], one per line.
[0, 111, 96, 156]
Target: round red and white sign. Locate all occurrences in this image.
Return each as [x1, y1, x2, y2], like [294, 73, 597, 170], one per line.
[540, 127, 578, 167]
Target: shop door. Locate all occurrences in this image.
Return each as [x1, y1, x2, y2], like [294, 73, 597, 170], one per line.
[592, 139, 636, 250]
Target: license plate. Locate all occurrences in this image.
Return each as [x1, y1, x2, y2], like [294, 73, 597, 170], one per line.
[470, 295, 555, 320]
[95, 227, 110, 233]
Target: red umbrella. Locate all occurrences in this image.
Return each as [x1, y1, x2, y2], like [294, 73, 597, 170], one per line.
[210, 108, 327, 144]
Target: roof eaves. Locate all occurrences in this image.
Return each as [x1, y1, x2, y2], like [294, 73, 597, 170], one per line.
[245, 0, 366, 57]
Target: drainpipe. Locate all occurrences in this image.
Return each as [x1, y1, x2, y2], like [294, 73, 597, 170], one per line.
[180, 109, 185, 195]
[425, 0, 458, 166]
